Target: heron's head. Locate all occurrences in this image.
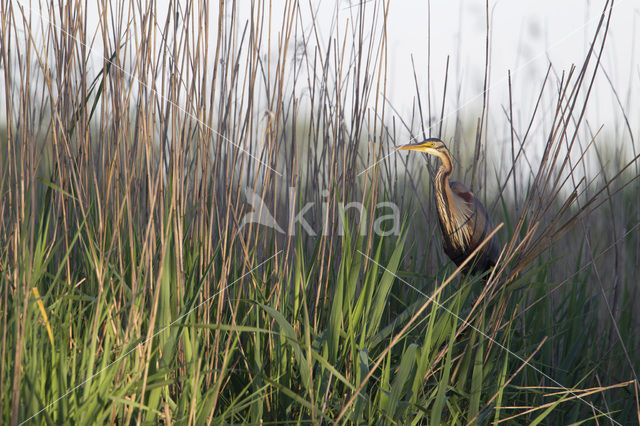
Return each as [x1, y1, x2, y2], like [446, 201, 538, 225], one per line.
[394, 138, 449, 159]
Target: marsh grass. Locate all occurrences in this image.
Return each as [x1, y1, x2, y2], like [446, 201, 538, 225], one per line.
[1, 0, 639, 424]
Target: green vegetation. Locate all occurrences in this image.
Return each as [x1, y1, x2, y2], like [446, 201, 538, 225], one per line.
[1, 1, 638, 424]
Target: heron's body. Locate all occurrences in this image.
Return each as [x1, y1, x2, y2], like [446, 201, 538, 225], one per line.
[396, 138, 499, 273]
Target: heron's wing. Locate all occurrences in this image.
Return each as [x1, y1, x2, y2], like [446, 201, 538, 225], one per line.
[449, 181, 499, 265]
[449, 181, 474, 203]
[449, 182, 477, 250]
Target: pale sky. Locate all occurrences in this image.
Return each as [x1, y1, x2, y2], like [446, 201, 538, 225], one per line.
[384, 1, 639, 133]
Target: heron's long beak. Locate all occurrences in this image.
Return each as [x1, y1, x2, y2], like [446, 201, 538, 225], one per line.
[394, 141, 435, 152]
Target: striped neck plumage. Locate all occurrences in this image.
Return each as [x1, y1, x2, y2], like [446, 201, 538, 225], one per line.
[433, 151, 456, 233]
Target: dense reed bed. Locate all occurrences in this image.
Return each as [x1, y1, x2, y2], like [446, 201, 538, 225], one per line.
[1, 0, 638, 423]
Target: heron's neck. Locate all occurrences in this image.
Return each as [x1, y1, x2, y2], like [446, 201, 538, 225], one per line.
[434, 155, 455, 228]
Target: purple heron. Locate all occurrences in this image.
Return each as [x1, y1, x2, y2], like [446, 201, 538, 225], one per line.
[395, 138, 499, 273]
